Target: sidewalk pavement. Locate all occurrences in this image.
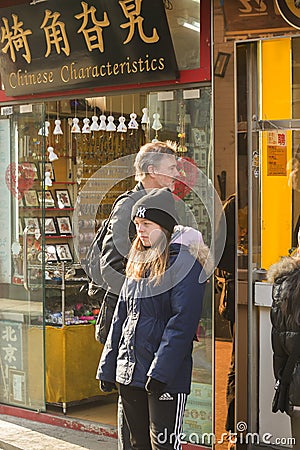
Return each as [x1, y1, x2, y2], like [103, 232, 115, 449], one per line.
[0, 415, 117, 450]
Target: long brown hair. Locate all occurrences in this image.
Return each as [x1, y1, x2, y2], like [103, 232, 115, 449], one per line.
[126, 228, 171, 284]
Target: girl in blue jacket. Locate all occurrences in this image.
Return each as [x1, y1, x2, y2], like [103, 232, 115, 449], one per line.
[97, 188, 207, 450]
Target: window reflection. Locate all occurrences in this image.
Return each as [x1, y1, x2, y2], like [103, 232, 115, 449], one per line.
[165, 0, 200, 70]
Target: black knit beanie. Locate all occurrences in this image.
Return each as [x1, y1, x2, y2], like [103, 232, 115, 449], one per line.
[132, 188, 178, 233]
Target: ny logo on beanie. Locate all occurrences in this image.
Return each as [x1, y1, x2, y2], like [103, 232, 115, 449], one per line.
[136, 206, 146, 218]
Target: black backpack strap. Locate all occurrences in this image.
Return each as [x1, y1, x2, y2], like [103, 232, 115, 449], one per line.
[94, 190, 133, 250]
[104, 190, 134, 223]
[85, 190, 134, 278]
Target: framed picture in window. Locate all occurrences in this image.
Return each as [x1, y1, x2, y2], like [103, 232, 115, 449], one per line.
[45, 245, 58, 262]
[38, 162, 55, 181]
[9, 369, 26, 405]
[55, 243, 73, 262]
[192, 128, 206, 147]
[24, 217, 40, 234]
[37, 190, 55, 208]
[19, 218, 23, 235]
[25, 162, 38, 180]
[55, 189, 72, 208]
[57, 216, 72, 235]
[214, 52, 231, 78]
[23, 190, 39, 208]
[44, 217, 57, 235]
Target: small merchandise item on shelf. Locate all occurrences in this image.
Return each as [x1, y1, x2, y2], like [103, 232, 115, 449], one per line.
[45, 171, 52, 187]
[45, 302, 98, 326]
[52, 270, 62, 281]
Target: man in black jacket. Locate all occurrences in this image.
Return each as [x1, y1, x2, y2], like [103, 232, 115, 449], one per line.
[97, 141, 179, 450]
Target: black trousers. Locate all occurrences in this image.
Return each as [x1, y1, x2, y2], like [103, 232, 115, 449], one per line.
[118, 395, 133, 450]
[119, 384, 187, 450]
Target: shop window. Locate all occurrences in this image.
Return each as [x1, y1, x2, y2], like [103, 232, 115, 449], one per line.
[165, 0, 200, 70]
[0, 88, 213, 437]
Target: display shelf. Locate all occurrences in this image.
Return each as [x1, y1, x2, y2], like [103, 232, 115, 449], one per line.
[52, 181, 76, 185]
[19, 207, 74, 211]
[48, 208, 74, 211]
[46, 235, 74, 239]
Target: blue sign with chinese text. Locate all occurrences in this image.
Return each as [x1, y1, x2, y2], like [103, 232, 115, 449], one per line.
[0, 321, 23, 401]
[0, 0, 178, 96]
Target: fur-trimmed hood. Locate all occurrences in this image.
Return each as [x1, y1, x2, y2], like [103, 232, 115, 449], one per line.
[171, 225, 214, 275]
[267, 256, 300, 283]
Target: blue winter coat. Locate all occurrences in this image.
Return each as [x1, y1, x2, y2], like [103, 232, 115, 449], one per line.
[97, 242, 206, 394]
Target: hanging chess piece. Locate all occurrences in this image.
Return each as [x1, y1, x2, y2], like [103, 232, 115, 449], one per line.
[128, 113, 139, 129]
[38, 120, 50, 136]
[82, 117, 91, 133]
[117, 116, 127, 133]
[71, 117, 81, 133]
[106, 115, 116, 131]
[152, 113, 162, 131]
[90, 116, 99, 131]
[151, 113, 162, 142]
[141, 107, 150, 140]
[99, 114, 107, 131]
[141, 108, 149, 126]
[53, 119, 63, 135]
[47, 146, 58, 162]
[45, 171, 52, 187]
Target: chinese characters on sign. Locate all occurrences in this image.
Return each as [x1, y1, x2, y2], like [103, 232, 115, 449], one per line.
[41, 10, 70, 58]
[75, 2, 110, 53]
[0, 322, 23, 402]
[1, 14, 32, 63]
[267, 131, 287, 176]
[267, 130, 286, 147]
[223, 0, 293, 37]
[0, 0, 178, 95]
[119, 0, 159, 44]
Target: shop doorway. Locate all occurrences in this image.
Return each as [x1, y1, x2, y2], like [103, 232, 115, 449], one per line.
[235, 36, 300, 443]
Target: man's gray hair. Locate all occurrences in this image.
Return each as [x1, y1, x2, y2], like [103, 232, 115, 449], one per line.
[134, 141, 177, 181]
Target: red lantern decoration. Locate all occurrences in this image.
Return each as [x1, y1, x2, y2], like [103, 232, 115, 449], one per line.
[173, 156, 198, 199]
[5, 163, 35, 199]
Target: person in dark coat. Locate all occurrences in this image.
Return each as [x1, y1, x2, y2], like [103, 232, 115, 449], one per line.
[268, 255, 300, 449]
[97, 141, 179, 345]
[215, 193, 236, 434]
[96, 141, 179, 450]
[97, 188, 207, 450]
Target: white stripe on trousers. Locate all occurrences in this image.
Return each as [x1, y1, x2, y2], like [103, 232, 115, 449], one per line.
[173, 393, 187, 450]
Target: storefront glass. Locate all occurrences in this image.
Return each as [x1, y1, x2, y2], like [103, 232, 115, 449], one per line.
[0, 87, 213, 443]
[165, 0, 200, 70]
[291, 37, 300, 250]
[236, 36, 299, 441]
[237, 37, 300, 271]
[0, 103, 46, 411]
[72, 88, 213, 443]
